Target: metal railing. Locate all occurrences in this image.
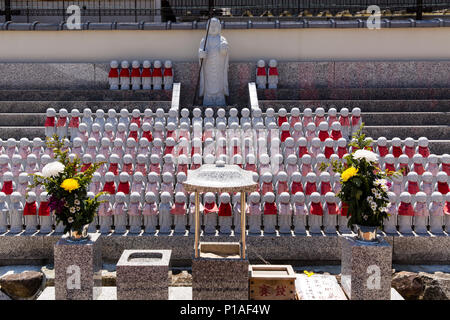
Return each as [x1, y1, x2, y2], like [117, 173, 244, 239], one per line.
[1, 0, 450, 22]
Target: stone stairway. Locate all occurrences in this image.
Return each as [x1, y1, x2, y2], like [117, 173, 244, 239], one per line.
[0, 89, 174, 139]
[0, 86, 449, 155]
[256, 88, 450, 155]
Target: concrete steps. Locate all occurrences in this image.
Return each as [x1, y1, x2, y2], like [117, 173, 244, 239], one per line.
[256, 88, 450, 154]
[0, 89, 175, 140]
[0, 101, 171, 113]
[258, 100, 450, 112]
[0, 113, 45, 126]
[363, 125, 450, 140]
[362, 112, 450, 126]
[0, 126, 45, 139]
[0, 90, 173, 102]
[257, 87, 450, 101]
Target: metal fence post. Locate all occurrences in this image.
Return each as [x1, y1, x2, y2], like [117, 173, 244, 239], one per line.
[4, 0, 11, 21]
[209, 0, 214, 16]
[416, 0, 423, 20]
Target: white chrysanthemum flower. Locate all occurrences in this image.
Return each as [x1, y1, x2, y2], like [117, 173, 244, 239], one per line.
[370, 203, 377, 210]
[375, 193, 382, 199]
[353, 149, 378, 163]
[68, 217, 74, 223]
[70, 207, 76, 214]
[42, 161, 65, 178]
[74, 199, 80, 205]
[371, 188, 377, 194]
[367, 196, 374, 202]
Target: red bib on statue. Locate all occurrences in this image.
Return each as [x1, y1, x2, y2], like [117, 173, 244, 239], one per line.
[23, 202, 37, 216]
[204, 202, 218, 214]
[218, 203, 232, 217]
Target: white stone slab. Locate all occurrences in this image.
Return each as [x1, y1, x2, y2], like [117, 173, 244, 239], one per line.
[37, 286, 191, 300]
[295, 274, 347, 300]
[169, 287, 192, 300]
[391, 288, 404, 300]
[0, 290, 12, 300]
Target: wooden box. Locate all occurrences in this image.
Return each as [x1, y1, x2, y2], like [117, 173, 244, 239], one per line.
[249, 265, 297, 300]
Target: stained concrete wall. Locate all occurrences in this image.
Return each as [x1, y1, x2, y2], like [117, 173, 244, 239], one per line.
[1, 61, 448, 106]
[0, 27, 450, 63]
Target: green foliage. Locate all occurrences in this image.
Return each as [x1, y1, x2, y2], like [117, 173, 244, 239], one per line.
[30, 135, 105, 233]
[348, 122, 372, 150]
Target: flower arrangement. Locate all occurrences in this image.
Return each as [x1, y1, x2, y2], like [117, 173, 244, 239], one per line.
[321, 124, 400, 228]
[30, 136, 104, 235]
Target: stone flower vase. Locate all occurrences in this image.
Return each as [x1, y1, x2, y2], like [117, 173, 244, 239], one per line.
[68, 224, 90, 242]
[355, 224, 378, 242]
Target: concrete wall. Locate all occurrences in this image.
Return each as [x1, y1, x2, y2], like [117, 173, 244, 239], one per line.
[1, 60, 449, 105]
[0, 27, 450, 63]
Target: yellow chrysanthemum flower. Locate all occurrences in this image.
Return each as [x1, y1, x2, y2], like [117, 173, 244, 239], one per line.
[60, 178, 80, 192]
[341, 167, 358, 182]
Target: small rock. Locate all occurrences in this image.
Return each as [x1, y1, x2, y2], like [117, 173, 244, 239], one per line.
[392, 271, 424, 300]
[41, 265, 54, 286]
[171, 270, 192, 287]
[418, 272, 450, 300]
[101, 270, 116, 286]
[392, 271, 450, 300]
[0, 271, 45, 299]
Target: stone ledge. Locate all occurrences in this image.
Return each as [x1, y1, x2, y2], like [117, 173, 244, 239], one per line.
[0, 232, 448, 265]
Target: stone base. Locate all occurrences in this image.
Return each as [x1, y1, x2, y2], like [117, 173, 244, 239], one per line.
[54, 233, 102, 300]
[192, 255, 249, 300]
[341, 236, 392, 300]
[116, 250, 171, 300]
[3, 232, 450, 266]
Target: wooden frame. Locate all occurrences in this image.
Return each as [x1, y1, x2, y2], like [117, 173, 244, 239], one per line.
[249, 265, 297, 300]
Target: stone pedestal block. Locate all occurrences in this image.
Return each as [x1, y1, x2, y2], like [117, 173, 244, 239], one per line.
[54, 233, 102, 300]
[341, 236, 392, 300]
[116, 250, 171, 300]
[192, 242, 249, 300]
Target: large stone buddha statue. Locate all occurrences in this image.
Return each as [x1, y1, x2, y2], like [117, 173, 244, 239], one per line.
[198, 18, 229, 107]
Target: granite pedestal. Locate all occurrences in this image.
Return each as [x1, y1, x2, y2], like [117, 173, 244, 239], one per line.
[116, 249, 171, 300]
[192, 242, 249, 300]
[54, 233, 102, 300]
[341, 236, 392, 300]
